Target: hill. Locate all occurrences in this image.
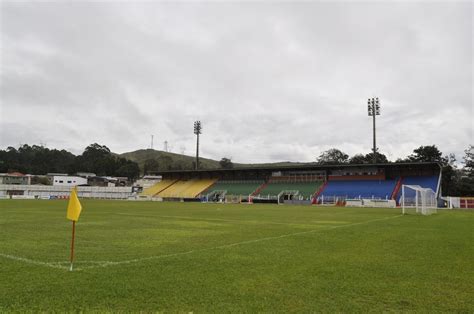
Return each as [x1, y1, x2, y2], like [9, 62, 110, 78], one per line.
[119, 149, 313, 173]
[120, 149, 222, 173]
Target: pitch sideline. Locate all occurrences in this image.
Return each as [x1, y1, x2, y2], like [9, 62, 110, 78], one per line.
[0, 253, 68, 270]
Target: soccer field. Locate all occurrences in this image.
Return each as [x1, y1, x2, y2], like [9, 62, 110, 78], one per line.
[0, 200, 473, 312]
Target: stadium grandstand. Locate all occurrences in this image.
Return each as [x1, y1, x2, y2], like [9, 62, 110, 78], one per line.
[141, 162, 441, 206]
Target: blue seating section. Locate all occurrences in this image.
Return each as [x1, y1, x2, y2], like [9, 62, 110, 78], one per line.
[320, 179, 397, 199]
[396, 175, 439, 201]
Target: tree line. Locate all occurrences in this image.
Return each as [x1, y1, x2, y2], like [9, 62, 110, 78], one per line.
[0, 143, 140, 180]
[315, 145, 474, 196]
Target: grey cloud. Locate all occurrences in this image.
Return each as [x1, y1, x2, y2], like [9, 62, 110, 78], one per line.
[1, 1, 472, 162]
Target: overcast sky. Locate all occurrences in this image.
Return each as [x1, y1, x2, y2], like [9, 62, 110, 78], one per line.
[0, 1, 472, 163]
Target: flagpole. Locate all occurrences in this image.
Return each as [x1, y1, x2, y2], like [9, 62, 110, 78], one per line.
[70, 220, 76, 271]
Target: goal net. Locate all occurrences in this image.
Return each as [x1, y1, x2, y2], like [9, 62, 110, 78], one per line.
[224, 194, 242, 204]
[401, 185, 437, 215]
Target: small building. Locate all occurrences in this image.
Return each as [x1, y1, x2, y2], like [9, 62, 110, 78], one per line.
[52, 176, 87, 187]
[46, 173, 68, 182]
[135, 175, 162, 189]
[76, 172, 96, 179]
[88, 176, 128, 187]
[114, 177, 129, 186]
[0, 172, 31, 185]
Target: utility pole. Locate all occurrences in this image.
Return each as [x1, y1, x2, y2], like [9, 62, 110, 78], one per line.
[367, 97, 381, 163]
[194, 121, 202, 170]
[151, 135, 154, 150]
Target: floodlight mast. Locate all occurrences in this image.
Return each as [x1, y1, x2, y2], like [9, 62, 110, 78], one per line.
[194, 121, 202, 170]
[367, 97, 381, 163]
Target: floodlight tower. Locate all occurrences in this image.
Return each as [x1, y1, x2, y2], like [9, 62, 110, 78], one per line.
[194, 121, 202, 170]
[367, 97, 381, 163]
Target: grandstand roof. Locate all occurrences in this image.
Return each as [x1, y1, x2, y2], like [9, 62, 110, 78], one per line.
[156, 161, 441, 175]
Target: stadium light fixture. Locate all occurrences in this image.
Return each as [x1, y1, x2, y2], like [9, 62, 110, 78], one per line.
[367, 97, 381, 163]
[194, 121, 202, 170]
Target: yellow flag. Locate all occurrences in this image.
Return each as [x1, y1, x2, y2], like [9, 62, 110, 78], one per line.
[67, 187, 82, 221]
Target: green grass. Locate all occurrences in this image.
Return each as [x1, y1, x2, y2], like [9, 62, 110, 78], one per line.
[0, 200, 473, 312]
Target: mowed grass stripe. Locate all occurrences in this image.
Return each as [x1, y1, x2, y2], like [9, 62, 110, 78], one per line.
[0, 201, 398, 262]
[0, 207, 400, 271]
[0, 200, 473, 312]
[112, 212, 349, 227]
[74, 214, 402, 271]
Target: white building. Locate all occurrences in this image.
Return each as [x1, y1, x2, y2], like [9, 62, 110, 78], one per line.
[53, 176, 87, 187]
[135, 175, 162, 189]
[76, 172, 96, 178]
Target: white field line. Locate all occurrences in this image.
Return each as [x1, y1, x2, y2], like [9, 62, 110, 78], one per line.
[0, 215, 402, 271]
[0, 253, 68, 270]
[113, 212, 341, 227]
[76, 214, 403, 271]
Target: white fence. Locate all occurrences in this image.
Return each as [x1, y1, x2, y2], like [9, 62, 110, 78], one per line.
[343, 199, 396, 208]
[362, 199, 396, 208]
[0, 184, 134, 200]
[446, 197, 474, 209]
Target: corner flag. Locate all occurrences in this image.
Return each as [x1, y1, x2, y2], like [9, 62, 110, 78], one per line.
[67, 187, 82, 221]
[66, 187, 82, 271]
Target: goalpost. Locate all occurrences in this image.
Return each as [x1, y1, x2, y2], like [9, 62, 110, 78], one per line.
[401, 185, 437, 215]
[224, 194, 242, 204]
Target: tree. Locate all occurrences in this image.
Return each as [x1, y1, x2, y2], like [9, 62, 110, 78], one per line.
[349, 151, 389, 164]
[463, 145, 474, 177]
[0, 143, 139, 180]
[365, 151, 389, 163]
[316, 149, 349, 165]
[441, 153, 459, 196]
[143, 159, 160, 174]
[75, 143, 113, 175]
[0, 146, 22, 173]
[348, 154, 366, 164]
[75, 144, 140, 179]
[219, 157, 233, 169]
[454, 145, 474, 196]
[82, 143, 111, 158]
[172, 160, 187, 170]
[116, 162, 140, 181]
[0, 145, 75, 174]
[157, 155, 173, 170]
[407, 145, 443, 163]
